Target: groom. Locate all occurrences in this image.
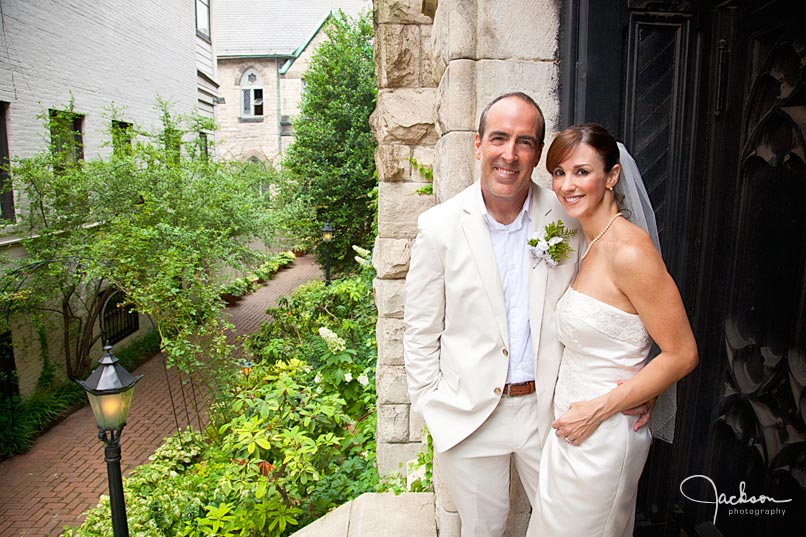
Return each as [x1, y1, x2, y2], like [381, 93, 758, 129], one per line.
[403, 92, 582, 536]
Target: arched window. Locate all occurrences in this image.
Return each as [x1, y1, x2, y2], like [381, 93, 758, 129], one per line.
[101, 290, 139, 345]
[240, 68, 264, 117]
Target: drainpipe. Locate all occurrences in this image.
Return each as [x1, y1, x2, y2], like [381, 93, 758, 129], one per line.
[276, 59, 282, 155]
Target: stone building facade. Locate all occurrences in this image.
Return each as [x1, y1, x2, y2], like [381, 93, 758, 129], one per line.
[214, 0, 369, 163]
[371, 1, 562, 535]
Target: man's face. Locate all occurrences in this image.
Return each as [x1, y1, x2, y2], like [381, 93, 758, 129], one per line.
[474, 97, 544, 205]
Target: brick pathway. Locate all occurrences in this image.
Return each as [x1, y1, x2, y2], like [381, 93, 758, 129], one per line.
[0, 256, 322, 537]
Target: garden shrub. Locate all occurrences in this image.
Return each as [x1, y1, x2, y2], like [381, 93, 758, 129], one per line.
[65, 267, 379, 536]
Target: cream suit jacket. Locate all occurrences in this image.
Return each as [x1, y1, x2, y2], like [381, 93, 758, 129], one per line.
[404, 181, 583, 454]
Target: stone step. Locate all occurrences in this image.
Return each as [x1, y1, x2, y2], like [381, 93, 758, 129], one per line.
[291, 492, 437, 537]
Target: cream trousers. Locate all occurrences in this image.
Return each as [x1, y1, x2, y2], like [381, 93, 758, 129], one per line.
[435, 392, 542, 537]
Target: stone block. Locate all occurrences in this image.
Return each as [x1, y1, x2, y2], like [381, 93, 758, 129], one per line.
[376, 440, 425, 476]
[409, 409, 426, 442]
[377, 181, 434, 239]
[432, 0, 557, 64]
[476, 0, 559, 61]
[420, 25, 437, 87]
[473, 59, 560, 136]
[412, 146, 436, 176]
[376, 24, 420, 88]
[436, 503, 462, 537]
[433, 456, 458, 512]
[373, 237, 412, 279]
[376, 364, 410, 404]
[374, 278, 406, 319]
[349, 493, 436, 537]
[375, 0, 434, 24]
[430, 4, 447, 82]
[435, 59, 477, 134]
[377, 403, 410, 443]
[289, 499, 350, 537]
[371, 89, 438, 145]
[375, 144, 411, 182]
[376, 316, 405, 365]
[432, 0, 477, 69]
[433, 132, 476, 203]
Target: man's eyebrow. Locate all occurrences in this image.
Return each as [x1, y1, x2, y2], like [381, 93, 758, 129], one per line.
[485, 131, 538, 141]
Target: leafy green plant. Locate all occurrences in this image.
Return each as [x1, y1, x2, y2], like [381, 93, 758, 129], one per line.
[0, 383, 85, 458]
[410, 158, 434, 196]
[2, 99, 273, 384]
[218, 252, 296, 305]
[66, 266, 380, 536]
[279, 9, 377, 273]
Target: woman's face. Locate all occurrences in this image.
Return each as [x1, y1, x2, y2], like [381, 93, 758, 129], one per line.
[550, 142, 620, 220]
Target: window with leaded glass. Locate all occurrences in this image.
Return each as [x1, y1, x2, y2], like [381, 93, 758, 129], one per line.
[240, 69, 264, 117]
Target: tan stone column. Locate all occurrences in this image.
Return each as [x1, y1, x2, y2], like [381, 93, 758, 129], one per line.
[370, 0, 437, 478]
[372, 1, 562, 535]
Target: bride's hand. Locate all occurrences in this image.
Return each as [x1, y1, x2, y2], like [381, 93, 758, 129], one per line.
[551, 397, 607, 446]
[621, 397, 655, 431]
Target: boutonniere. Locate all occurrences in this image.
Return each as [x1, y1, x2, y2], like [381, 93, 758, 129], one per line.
[527, 220, 577, 268]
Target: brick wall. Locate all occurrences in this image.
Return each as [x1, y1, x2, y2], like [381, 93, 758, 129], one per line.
[0, 0, 198, 160]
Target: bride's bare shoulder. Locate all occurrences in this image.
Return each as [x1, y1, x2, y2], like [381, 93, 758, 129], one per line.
[611, 220, 666, 280]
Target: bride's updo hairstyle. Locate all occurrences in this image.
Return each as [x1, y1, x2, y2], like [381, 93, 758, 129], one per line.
[545, 123, 626, 210]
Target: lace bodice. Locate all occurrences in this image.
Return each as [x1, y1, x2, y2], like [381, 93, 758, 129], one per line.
[553, 287, 651, 414]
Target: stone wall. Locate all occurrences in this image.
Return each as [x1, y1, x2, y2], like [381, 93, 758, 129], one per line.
[370, 0, 437, 478]
[217, 58, 283, 162]
[372, 0, 562, 535]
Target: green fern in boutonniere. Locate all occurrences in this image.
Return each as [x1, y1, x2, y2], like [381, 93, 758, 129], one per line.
[527, 220, 577, 268]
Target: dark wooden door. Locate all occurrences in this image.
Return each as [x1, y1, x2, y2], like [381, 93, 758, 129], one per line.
[562, 1, 806, 535]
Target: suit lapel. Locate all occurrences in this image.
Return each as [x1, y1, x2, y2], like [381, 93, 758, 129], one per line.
[528, 185, 552, 358]
[460, 187, 508, 345]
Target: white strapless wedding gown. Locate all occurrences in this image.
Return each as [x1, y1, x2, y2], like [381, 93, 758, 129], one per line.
[528, 287, 653, 537]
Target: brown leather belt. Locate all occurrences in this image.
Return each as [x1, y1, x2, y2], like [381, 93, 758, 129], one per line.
[502, 380, 536, 397]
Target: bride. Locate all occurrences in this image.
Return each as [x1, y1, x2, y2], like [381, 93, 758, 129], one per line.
[528, 124, 698, 536]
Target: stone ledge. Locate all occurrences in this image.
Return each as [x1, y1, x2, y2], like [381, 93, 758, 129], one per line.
[290, 492, 437, 537]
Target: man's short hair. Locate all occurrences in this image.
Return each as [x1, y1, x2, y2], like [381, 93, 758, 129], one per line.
[477, 92, 546, 145]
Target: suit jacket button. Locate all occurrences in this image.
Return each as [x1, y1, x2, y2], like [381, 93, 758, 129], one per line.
[494, 387, 502, 395]
[502, 349, 509, 357]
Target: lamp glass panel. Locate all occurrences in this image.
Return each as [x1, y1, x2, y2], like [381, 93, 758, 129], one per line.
[86, 389, 135, 430]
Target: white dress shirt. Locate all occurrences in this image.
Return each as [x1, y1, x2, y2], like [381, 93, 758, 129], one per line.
[479, 184, 535, 384]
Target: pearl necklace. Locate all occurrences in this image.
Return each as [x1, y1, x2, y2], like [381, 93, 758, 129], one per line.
[581, 212, 623, 261]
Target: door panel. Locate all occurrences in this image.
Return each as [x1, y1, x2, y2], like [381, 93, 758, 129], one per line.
[563, 0, 806, 535]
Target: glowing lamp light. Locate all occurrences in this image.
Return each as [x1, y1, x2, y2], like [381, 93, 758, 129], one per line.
[322, 223, 334, 243]
[78, 344, 142, 431]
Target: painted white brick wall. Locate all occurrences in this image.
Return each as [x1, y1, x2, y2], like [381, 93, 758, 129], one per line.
[0, 0, 198, 160]
[0, 0, 201, 395]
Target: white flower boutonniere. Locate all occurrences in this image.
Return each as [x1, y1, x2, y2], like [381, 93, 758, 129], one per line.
[527, 220, 577, 268]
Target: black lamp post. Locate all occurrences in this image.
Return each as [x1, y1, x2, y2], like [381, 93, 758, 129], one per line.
[77, 344, 142, 537]
[322, 223, 334, 286]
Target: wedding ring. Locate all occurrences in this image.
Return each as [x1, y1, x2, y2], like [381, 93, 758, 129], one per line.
[564, 437, 572, 444]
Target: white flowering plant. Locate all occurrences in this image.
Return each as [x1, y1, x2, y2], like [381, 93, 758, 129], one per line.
[315, 326, 375, 418]
[527, 220, 577, 268]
